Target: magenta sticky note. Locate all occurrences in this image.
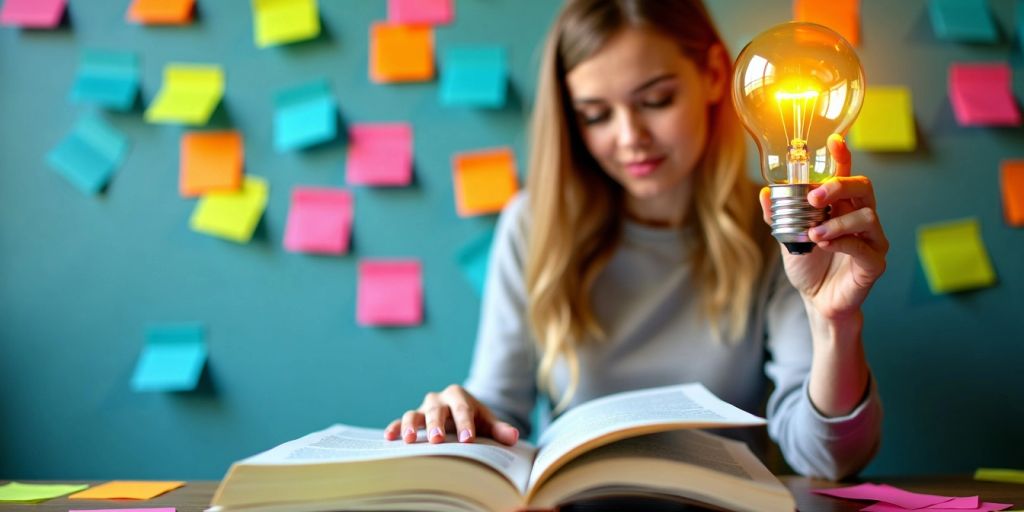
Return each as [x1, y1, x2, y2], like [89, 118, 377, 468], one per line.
[862, 501, 1011, 512]
[0, 0, 66, 27]
[283, 187, 353, 255]
[345, 123, 413, 187]
[70, 509, 176, 512]
[949, 63, 1021, 127]
[356, 259, 423, 327]
[812, 483, 954, 508]
[388, 0, 453, 25]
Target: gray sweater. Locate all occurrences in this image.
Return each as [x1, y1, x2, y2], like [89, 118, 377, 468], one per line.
[464, 193, 882, 480]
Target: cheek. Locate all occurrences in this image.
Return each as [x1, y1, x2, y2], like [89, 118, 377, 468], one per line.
[582, 127, 618, 165]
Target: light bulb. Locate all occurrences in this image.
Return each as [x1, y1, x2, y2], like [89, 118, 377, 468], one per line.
[732, 22, 865, 254]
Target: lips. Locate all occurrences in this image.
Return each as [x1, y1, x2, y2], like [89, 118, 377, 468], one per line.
[623, 156, 665, 178]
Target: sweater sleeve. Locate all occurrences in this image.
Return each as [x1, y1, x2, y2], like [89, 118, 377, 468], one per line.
[462, 193, 538, 437]
[763, 262, 883, 481]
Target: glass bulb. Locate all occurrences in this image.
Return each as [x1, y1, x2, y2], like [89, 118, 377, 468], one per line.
[732, 22, 865, 254]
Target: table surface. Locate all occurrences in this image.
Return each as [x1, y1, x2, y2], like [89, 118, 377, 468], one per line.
[1, 476, 1021, 511]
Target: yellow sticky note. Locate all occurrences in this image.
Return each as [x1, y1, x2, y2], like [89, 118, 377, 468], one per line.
[975, 467, 1024, 484]
[252, 0, 320, 48]
[849, 86, 916, 152]
[917, 218, 996, 294]
[145, 64, 225, 126]
[190, 176, 269, 243]
[69, 481, 185, 500]
[452, 147, 518, 217]
[370, 22, 434, 83]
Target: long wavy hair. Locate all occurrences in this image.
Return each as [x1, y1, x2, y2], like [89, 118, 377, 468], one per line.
[525, 0, 774, 413]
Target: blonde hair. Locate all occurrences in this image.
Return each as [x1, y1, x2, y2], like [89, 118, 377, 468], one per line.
[525, 0, 774, 413]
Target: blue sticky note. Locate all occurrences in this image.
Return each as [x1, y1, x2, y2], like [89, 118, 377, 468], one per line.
[131, 324, 207, 392]
[929, 0, 998, 43]
[69, 49, 139, 111]
[440, 47, 507, 108]
[274, 79, 338, 152]
[46, 114, 129, 195]
[456, 229, 495, 297]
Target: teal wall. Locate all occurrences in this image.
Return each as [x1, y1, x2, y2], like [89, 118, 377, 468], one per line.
[1, 0, 1021, 480]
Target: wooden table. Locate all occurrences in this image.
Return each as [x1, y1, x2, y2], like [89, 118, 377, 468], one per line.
[1, 476, 1021, 511]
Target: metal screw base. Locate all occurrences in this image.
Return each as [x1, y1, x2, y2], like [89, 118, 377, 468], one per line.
[770, 184, 827, 255]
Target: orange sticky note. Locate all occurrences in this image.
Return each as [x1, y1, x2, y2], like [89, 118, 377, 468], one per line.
[1002, 160, 1024, 227]
[180, 131, 243, 197]
[452, 147, 518, 217]
[370, 23, 434, 83]
[127, 0, 194, 24]
[793, 0, 860, 46]
[69, 481, 185, 500]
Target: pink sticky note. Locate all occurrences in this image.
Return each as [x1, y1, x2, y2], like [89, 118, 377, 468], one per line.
[0, 0, 66, 28]
[862, 501, 1012, 512]
[388, 0, 453, 25]
[949, 63, 1021, 127]
[356, 260, 423, 327]
[283, 187, 353, 255]
[70, 509, 176, 512]
[345, 123, 413, 187]
[813, 483, 954, 509]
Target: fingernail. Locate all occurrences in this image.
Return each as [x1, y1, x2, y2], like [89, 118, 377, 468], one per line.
[459, 429, 471, 442]
[809, 226, 826, 238]
[810, 188, 826, 201]
[404, 427, 416, 439]
[429, 427, 443, 440]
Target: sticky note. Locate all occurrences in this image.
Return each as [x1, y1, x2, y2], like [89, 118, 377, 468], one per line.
[1002, 161, 1024, 226]
[46, 114, 129, 195]
[145, 64, 225, 126]
[345, 123, 413, 186]
[131, 324, 206, 392]
[180, 131, 244, 197]
[440, 46, 508, 108]
[388, 0, 453, 25]
[849, 86, 916, 151]
[929, 0, 998, 43]
[69, 481, 185, 500]
[357, 260, 423, 327]
[811, 483, 955, 508]
[1018, 0, 1024, 53]
[190, 176, 269, 243]
[71, 509, 176, 512]
[370, 23, 434, 83]
[917, 218, 996, 294]
[274, 79, 338, 152]
[948, 63, 1021, 127]
[452, 147, 519, 217]
[976, 467, 1024, 484]
[69, 49, 139, 111]
[0, 482, 88, 503]
[283, 187, 353, 255]
[252, 0, 320, 48]
[127, 0, 194, 25]
[0, 0, 66, 28]
[793, 0, 860, 46]
[862, 501, 1011, 512]
[456, 229, 495, 297]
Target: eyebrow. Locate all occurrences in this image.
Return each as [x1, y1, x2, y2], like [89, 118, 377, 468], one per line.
[572, 73, 678, 105]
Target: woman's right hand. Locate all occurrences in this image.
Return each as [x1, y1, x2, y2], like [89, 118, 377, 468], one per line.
[383, 384, 520, 446]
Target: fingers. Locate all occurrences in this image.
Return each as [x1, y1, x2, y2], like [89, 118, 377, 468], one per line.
[808, 176, 876, 210]
[384, 419, 402, 441]
[400, 409, 425, 443]
[808, 206, 889, 254]
[814, 236, 887, 281]
[827, 133, 852, 178]
[441, 384, 478, 443]
[758, 186, 771, 225]
[421, 392, 450, 444]
[389, 385, 521, 447]
[488, 420, 521, 446]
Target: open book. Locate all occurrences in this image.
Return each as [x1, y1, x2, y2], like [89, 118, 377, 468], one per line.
[209, 383, 796, 512]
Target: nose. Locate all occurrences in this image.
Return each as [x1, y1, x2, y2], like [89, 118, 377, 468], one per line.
[616, 109, 652, 149]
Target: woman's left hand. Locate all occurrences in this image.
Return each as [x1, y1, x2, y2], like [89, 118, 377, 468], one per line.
[759, 134, 889, 321]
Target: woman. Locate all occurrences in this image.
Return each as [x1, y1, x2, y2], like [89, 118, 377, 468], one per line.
[385, 0, 887, 480]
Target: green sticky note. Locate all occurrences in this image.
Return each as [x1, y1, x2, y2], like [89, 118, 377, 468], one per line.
[929, 0, 998, 43]
[456, 229, 495, 297]
[144, 63, 225, 125]
[252, 0, 320, 48]
[131, 324, 207, 392]
[975, 467, 1024, 484]
[917, 218, 996, 294]
[0, 482, 89, 503]
[190, 176, 269, 243]
[849, 86, 916, 152]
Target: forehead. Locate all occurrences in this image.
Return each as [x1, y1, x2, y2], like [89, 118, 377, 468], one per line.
[566, 27, 696, 98]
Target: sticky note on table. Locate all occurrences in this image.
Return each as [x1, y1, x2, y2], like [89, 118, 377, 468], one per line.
[145, 64, 225, 126]
[70, 49, 139, 111]
[1001, 160, 1024, 226]
[929, 0, 998, 43]
[453, 147, 519, 217]
[127, 0, 194, 25]
[440, 46, 508, 108]
[370, 23, 434, 83]
[917, 217, 996, 294]
[46, 114, 129, 195]
[948, 63, 1021, 127]
[862, 501, 1012, 512]
[457, 229, 495, 297]
[345, 123, 413, 186]
[387, 0, 453, 25]
[131, 324, 206, 392]
[252, 0, 320, 48]
[274, 79, 338, 152]
[283, 187, 353, 254]
[976, 467, 1024, 484]
[0, 482, 88, 503]
[190, 176, 268, 243]
[849, 86, 916, 151]
[0, 0, 66, 28]
[793, 0, 860, 46]
[357, 260, 423, 327]
[69, 481, 185, 500]
[180, 131, 244, 197]
[71, 509, 176, 512]
[812, 483, 956, 509]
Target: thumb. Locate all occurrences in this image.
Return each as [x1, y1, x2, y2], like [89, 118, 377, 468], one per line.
[758, 186, 771, 225]
[827, 133, 851, 177]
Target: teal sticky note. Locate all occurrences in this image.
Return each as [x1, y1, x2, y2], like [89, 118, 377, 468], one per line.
[131, 324, 207, 392]
[46, 114, 129, 195]
[274, 79, 338, 152]
[1018, 0, 1024, 53]
[440, 47, 507, 108]
[69, 49, 139, 111]
[456, 229, 495, 297]
[929, 0, 998, 43]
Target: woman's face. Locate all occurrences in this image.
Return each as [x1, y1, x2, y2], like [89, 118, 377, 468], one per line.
[566, 28, 726, 214]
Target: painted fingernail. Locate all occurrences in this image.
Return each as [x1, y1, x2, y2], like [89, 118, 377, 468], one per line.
[809, 226, 826, 238]
[459, 429, 471, 442]
[404, 427, 416, 439]
[429, 427, 443, 440]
